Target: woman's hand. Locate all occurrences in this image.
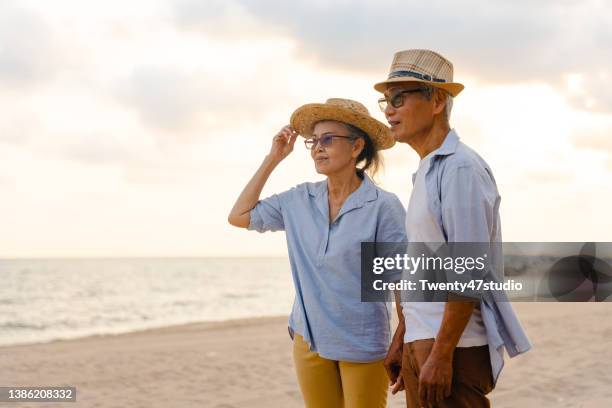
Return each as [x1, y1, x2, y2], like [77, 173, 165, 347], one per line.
[385, 333, 405, 394]
[268, 125, 298, 163]
[228, 125, 298, 228]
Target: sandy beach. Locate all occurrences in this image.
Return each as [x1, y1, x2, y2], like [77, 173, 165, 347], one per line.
[2, 303, 611, 407]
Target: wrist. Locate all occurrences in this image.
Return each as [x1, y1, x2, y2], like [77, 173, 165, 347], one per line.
[263, 154, 282, 167]
[393, 322, 406, 342]
[430, 341, 455, 362]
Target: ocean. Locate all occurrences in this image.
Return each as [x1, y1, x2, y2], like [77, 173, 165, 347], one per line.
[2, 252, 607, 347]
[0, 258, 295, 346]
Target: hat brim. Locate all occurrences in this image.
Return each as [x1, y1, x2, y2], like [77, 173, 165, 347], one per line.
[290, 104, 395, 150]
[374, 77, 464, 97]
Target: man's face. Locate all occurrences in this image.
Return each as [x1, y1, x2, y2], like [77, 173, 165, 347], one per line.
[382, 83, 436, 144]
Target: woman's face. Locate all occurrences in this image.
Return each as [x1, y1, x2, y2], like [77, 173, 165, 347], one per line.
[310, 121, 363, 176]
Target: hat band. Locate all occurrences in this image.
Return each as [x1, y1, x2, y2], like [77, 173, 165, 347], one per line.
[388, 70, 447, 83]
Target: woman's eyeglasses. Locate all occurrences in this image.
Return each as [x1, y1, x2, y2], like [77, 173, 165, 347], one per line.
[304, 134, 358, 150]
[378, 88, 424, 111]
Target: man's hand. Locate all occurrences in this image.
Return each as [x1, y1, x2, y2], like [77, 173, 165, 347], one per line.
[417, 299, 476, 406]
[418, 350, 453, 407]
[384, 337, 404, 394]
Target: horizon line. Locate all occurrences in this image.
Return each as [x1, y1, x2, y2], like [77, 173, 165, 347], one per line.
[0, 255, 289, 261]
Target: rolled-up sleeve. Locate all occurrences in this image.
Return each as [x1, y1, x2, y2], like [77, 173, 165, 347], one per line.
[247, 193, 286, 233]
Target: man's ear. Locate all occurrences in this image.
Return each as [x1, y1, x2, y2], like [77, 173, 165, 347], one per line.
[432, 90, 447, 116]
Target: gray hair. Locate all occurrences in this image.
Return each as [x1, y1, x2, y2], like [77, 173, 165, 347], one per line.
[420, 85, 453, 121]
[342, 123, 382, 178]
[445, 93, 453, 121]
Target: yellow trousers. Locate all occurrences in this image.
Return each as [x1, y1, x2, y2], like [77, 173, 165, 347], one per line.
[292, 334, 388, 408]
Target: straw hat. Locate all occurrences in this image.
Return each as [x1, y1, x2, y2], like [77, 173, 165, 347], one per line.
[290, 98, 394, 150]
[374, 49, 464, 96]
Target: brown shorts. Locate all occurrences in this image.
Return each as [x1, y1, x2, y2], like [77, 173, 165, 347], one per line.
[402, 339, 495, 408]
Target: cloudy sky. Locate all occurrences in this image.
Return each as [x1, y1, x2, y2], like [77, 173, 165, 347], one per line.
[1, 0, 610, 257]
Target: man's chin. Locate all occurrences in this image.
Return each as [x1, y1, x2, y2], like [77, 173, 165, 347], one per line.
[391, 130, 408, 143]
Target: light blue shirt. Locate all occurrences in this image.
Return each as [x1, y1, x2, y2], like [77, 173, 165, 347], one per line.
[402, 147, 489, 347]
[248, 174, 407, 362]
[409, 129, 532, 384]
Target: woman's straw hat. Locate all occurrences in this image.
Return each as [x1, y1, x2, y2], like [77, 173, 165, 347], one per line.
[290, 98, 394, 150]
[374, 49, 464, 97]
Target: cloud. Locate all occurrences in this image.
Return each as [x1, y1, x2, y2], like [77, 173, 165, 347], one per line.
[114, 67, 206, 132]
[121, 159, 203, 185]
[0, 1, 64, 87]
[113, 65, 272, 134]
[172, 0, 266, 38]
[112, 53, 305, 135]
[42, 132, 144, 165]
[172, 0, 612, 111]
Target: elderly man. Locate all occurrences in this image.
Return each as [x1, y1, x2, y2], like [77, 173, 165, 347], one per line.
[376, 49, 531, 407]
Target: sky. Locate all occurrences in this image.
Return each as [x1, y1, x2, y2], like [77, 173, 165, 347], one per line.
[0, 0, 611, 258]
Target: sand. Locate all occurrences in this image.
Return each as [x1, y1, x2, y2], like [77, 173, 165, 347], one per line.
[1, 303, 612, 407]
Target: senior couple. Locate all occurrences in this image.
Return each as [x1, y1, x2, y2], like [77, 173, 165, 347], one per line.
[228, 49, 531, 407]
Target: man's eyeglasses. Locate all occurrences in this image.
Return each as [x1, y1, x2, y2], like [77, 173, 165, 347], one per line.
[304, 134, 358, 150]
[378, 88, 424, 111]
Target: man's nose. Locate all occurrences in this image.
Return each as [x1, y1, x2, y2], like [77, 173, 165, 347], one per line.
[384, 102, 395, 118]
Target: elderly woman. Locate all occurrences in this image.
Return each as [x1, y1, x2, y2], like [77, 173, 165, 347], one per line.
[228, 98, 406, 408]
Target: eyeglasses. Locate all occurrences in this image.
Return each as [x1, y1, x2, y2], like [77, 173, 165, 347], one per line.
[304, 134, 358, 150]
[378, 88, 424, 111]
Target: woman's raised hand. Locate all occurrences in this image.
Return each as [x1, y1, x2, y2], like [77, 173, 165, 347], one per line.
[268, 125, 298, 163]
[228, 125, 298, 229]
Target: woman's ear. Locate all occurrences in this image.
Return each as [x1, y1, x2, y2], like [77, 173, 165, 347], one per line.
[352, 137, 365, 159]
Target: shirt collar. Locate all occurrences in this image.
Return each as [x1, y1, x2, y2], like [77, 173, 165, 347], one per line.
[412, 129, 460, 184]
[349, 173, 378, 206]
[433, 128, 460, 157]
[309, 173, 378, 220]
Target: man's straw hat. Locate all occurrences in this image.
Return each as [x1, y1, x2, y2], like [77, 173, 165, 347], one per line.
[374, 49, 464, 96]
[290, 98, 394, 150]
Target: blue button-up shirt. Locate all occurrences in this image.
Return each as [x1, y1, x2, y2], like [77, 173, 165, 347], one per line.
[412, 129, 532, 384]
[248, 174, 407, 362]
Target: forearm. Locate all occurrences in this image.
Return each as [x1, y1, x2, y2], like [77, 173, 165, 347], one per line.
[392, 290, 405, 342]
[385, 291, 407, 392]
[430, 299, 476, 359]
[228, 155, 280, 228]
